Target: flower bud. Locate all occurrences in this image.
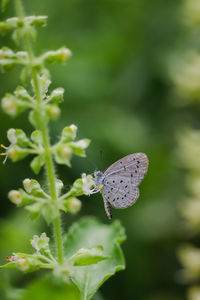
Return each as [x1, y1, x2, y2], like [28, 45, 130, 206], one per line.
[8, 145, 29, 162]
[7, 128, 17, 144]
[69, 124, 77, 139]
[8, 190, 22, 205]
[16, 257, 29, 271]
[43, 47, 72, 64]
[178, 245, 200, 277]
[49, 87, 64, 103]
[67, 197, 82, 214]
[23, 178, 31, 193]
[54, 144, 73, 166]
[9, 253, 40, 272]
[1, 94, 17, 116]
[61, 124, 77, 142]
[60, 48, 72, 62]
[47, 104, 60, 120]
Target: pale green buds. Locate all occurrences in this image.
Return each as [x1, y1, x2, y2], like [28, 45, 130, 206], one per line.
[49, 87, 64, 104]
[0, 16, 47, 36]
[9, 188, 37, 207]
[8, 145, 29, 162]
[43, 47, 72, 64]
[7, 128, 17, 144]
[7, 253, 41, 272]
[61, 124, 77, 142]
[67, 197, 82, 214]
[178, 245, 200, 279]
[8, 190, 22, 205]
[16, 257, 29, 271]
[54, 144, 73, 166]
[1, 86, 32, 117]
[47, 104, 60, 120]
[2, 94, 18, 116]
[23, 178, 41, 195]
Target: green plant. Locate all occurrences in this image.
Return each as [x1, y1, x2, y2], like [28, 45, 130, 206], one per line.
[0, 1, 126, 299]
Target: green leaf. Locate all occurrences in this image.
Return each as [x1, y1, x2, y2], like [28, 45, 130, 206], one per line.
[61, 125, 77, 142]
[14, 86, 32, 101]
[31, 130, 43, 145]
[54, 144, 72, 167]
[0, 262, 17, 269]
[21, 276, 80, 300]
[70, 178, 84, 196]
[25, 202, 44, 220]
[41, 204, 59, 225]
[49, 87, 64, 104]
[15, 129, 30, 147]
[25, 16, 47, 27]
[68, 245, 108, 266]
[63, 217, 126, 300]
[69, 139, 90, 157]
[29, 110, 47, 128]
[30, 155, 45, 174]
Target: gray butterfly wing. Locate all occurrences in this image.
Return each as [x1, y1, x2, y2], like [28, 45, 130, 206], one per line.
[102, 153, 148, 209]
[101, 179, 139, 209]
[104, 153, 148, 186]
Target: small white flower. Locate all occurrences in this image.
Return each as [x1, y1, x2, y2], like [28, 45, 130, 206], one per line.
[81, 173, 96, 195]
[1, 128, 17, 164]
[30, 232, 50, 254]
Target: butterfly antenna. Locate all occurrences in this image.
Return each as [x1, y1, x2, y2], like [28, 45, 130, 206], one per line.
[85, 157, 98, 172]
[99, 149, 103, 162]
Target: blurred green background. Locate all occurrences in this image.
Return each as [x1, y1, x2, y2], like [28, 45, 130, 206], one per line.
[1, 0, 199, 299]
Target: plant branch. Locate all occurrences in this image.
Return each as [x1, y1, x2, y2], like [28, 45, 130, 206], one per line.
[14, 0, 64, 264]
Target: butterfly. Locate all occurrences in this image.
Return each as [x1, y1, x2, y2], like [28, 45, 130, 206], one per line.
[93, 153, 148, 219]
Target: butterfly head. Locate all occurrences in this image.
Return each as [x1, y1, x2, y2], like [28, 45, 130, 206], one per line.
[94, 170, 104, 191]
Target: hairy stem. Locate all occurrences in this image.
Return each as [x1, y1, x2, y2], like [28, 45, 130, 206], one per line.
[15, 0, 64, 264]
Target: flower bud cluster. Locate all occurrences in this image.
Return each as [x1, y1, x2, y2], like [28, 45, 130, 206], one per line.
[8, 172, 96, 222]
[5, 232, 56, 272]
[53, 125, 90, 167]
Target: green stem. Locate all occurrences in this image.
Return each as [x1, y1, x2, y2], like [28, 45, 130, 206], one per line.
[15, 0, 64, 264]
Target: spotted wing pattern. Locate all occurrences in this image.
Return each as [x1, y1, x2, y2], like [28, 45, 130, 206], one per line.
[102, 180, 139, 209]
[102, 153, 148, 209]
[104, 153, 148, 186]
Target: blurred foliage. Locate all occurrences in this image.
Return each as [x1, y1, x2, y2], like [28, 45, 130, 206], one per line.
[1, 0, 200, 299]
